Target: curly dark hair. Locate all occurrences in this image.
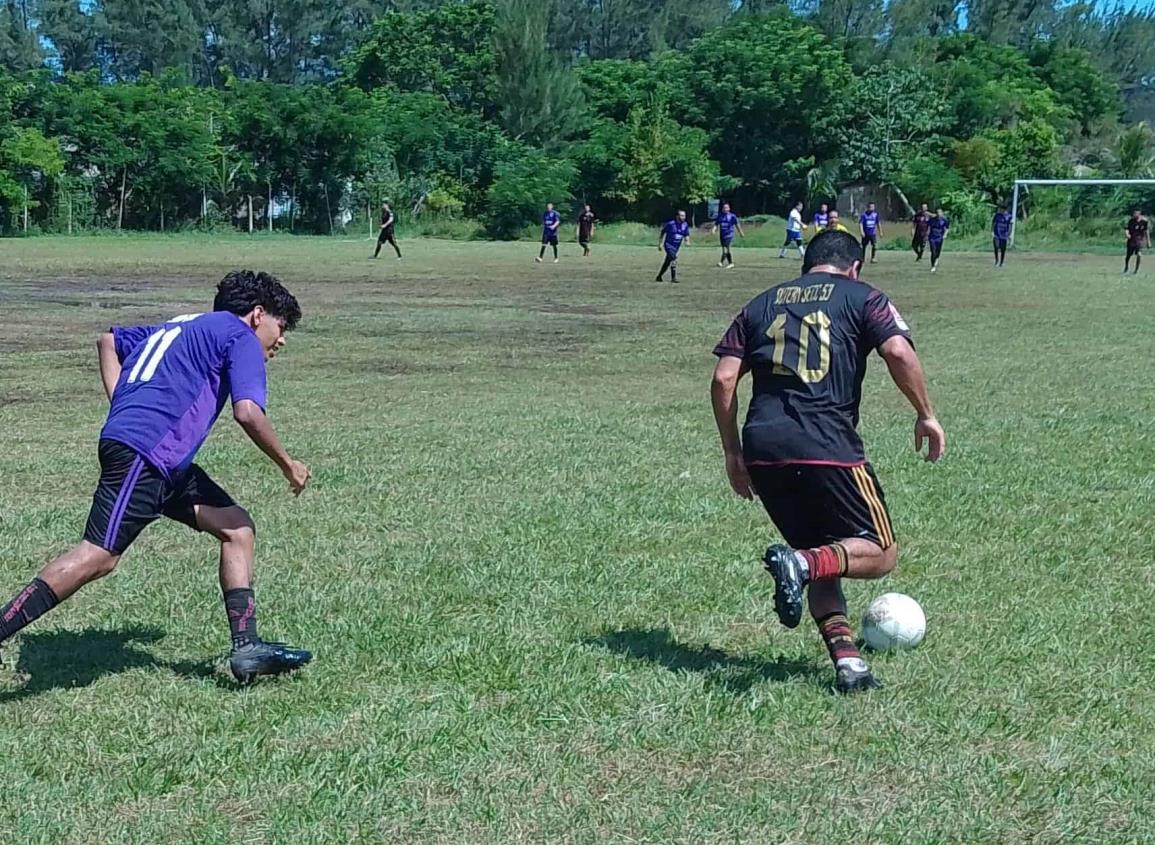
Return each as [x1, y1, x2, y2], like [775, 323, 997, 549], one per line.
[213, 270, 301, 330]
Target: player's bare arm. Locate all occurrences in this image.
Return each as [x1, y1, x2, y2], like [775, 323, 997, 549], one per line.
[710, 355, 754, 500]
[97, 331, 121, 400]
[736, 221, 745, 238]
[233, 399, 310, 496]
[878, 335, 945, 462]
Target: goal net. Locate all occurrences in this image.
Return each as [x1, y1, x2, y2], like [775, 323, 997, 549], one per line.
[1010, 179, 1155, 247]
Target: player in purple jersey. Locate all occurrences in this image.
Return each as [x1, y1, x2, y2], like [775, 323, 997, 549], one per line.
[858, 202, 883, 264]
[0, 271, 313, 685]
[808, 203, 829, 240]
[928, 208, 950, 273]
[992, 205, 1012, 268]
[536, 203, 562, 263]
[656, 210, 691, 283]
[709, 202, 745, 268]
[711, 231, 945, 692]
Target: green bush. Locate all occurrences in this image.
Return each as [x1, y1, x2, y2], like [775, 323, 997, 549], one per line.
[482, 151, 576, 239]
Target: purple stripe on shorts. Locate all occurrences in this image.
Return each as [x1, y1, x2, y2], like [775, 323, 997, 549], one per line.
[104, 456, 145, 550]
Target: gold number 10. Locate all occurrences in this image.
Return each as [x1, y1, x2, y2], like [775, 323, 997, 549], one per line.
[767, 310, 832, 383]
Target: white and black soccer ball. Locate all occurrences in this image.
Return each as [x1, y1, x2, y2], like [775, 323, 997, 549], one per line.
[861, 593, 926, 651]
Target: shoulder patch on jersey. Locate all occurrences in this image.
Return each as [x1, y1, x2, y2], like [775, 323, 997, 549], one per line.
[889, 303, 909, 331]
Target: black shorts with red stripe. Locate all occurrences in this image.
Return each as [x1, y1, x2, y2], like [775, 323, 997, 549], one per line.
[84, 440, 236, 555]
[748, 462, 895, 550]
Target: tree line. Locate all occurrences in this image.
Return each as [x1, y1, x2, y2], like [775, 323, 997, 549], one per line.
[1, 0, 1154, 235]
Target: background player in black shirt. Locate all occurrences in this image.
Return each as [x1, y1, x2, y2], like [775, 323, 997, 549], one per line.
[577, 205, 596, 257]
[711, 230, 945, 693]
[1124, 209, 1150, 274]
[372, 201, 402, 260]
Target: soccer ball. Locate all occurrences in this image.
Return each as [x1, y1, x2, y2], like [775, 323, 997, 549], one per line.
[861, 593, 926, 651]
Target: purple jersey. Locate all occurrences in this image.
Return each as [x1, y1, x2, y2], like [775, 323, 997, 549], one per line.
[662, 219, 691, 253]
[860, 211, 880, 234]
[543, 210, 560, 236]
[812, 212, 829, 229]
[928, 216, 950, 242]
[102, 311, 268, 478]
[992, 212, 1011, 240]
[716, 212, 739, 242]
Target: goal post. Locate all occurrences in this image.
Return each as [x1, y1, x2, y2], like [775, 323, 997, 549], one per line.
[1010, 178, 1155, 246]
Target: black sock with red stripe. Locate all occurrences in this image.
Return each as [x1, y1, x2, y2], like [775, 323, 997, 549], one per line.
[817, 612, 861, 665]
[0, 578, 60, 644]
[224, 588, 260, 650]
[798, 543, 848, 582]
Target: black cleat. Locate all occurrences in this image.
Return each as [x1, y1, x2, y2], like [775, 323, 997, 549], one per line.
[835, 658, 882, 694]
[762, 544, 807, 629]
[229, 640, 312, 685]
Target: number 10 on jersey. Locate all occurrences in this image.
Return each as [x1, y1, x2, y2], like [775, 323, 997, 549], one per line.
[767, 310, 832, 383]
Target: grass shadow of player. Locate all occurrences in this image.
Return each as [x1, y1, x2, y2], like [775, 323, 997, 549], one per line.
[585, 627, 826, 694]
[0, 626, 220, 703]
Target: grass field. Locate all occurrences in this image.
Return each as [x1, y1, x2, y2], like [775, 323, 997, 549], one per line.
[1, 235, 1153, 844]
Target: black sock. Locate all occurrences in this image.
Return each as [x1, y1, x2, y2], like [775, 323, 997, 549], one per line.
[539, 246, 546, 258]
[224, 588, 259, 650]
[0, 578, 60, 643]
[373, 243, 382, 258]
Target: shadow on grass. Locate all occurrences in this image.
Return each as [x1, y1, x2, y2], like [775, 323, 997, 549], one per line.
[0, 626, 221, 703]
[585, 627, 826, 694]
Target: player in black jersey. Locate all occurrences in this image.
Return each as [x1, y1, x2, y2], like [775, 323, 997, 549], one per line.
[372, 201, 402, 260]
[711, 230, 945, 693]
[1124, 209, 1150, 274]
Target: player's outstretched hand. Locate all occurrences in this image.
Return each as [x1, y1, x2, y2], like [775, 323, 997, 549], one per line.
[284, 459, 311, 496]
[915, 417, 946, 463]
[725, 452, 755, 500]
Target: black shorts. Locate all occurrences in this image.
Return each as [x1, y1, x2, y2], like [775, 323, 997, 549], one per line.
[542, 234, 558, 245]
[929, 240, 944, 260]
[378, 228, 396, 243]
[749, 463, 895, 550]
[993, 237, 1007, 249]
[84, 440, 236, 555]
[861, 234, 877, 247]
[1127, 242, 1143, 258]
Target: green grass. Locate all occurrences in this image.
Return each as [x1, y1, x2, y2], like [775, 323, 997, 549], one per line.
[1, 235, 1153, 843]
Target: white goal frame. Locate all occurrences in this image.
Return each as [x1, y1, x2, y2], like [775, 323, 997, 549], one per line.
[1010, 179, 1155, 246]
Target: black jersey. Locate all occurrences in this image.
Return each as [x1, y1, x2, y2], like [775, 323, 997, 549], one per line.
[578, 210, 595, 240]
[1127, 217, 1149, 247]
[714, 272, 913, 465]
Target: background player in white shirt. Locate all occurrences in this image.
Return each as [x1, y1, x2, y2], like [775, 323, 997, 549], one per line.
[778, 201, 806, 259]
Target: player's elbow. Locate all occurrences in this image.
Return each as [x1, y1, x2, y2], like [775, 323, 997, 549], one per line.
[233, 400, 264, 426]
[879, 336, 917, 368]
[97, 332, 115, 354]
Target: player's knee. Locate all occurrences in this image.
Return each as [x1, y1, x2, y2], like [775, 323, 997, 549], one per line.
[879, 543, 898, 574]
[80, 545, 121, 580]
[216, 508, 256, 547]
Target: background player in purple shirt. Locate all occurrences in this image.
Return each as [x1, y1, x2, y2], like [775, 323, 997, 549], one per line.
[858, 202, 883, 264]
[928, 208, 950, 273]
[710, 230, 945, 693]
[709, 202, 745, 268]
[656, 210, 691, 283]
[992, 206, 1012, 268]
[808, 203, 829, 239]
[0, 271, 313, 685]
[536, 203, 562, 263]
